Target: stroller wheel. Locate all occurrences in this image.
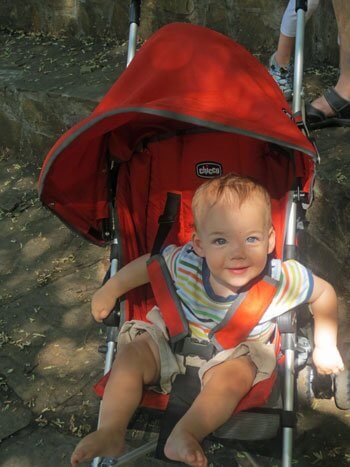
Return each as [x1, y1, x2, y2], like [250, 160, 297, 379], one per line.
[297, 365, 315, 408]
[311, 370, 333, 400]
[334, 369, 350, 410]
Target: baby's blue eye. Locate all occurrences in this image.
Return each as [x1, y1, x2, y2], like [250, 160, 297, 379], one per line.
[213, 238, 227, 246]
[246, 236, 259, 244]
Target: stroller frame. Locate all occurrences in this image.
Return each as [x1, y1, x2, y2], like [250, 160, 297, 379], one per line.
[92, 2, 312, 467]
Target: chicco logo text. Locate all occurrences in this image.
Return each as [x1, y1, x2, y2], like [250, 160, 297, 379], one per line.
[196, 162, 223, 179]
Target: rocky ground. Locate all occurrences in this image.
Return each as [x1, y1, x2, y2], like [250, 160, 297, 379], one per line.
[0, 30, 350, 467]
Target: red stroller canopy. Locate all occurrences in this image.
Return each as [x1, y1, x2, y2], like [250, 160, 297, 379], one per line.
[38, 23, 316, 244]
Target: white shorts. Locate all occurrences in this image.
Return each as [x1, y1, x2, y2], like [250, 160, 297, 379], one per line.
[117, 307, 276, 394]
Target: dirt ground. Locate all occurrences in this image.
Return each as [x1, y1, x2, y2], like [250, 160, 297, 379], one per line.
[1, 53, 350, 465]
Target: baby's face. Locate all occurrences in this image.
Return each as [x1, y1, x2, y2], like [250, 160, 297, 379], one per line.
[192, 196, 275, 297]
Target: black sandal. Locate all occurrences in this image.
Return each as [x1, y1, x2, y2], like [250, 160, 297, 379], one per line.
[305, 87, 350, 130]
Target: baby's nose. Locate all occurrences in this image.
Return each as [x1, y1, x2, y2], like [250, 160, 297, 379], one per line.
[229, 243, 246, 259]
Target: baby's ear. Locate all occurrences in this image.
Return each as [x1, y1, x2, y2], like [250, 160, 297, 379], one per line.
[192, 231, 205, 257]
[268, 226, 276, 254]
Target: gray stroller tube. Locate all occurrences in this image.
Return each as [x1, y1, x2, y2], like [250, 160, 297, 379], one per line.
[282, 194, 298, 467]
[293, 0, 307, 114]
[282, 4, 308, 467]
[92, 4, 142, 466]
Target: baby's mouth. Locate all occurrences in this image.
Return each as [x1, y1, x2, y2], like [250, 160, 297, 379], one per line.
[227, 266, 249, 275]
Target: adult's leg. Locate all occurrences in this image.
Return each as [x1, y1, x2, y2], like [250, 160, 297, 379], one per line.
[71, 333, 161, 465]
[275, 0, 320, 66]
[164, 356, 256, 467]
[275, 33, 295, 68]
[335, 0, 350, 94]
[311, 0, 350, 115]
[270, 0, 320, 99]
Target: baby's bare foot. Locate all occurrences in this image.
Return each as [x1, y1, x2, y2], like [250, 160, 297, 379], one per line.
[70, 428, 125, 466]
[164, 429, 207, 467]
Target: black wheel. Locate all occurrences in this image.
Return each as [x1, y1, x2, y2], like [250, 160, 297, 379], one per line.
[297, 364, 315, 408]
[334, 369, 350, 410]
[311, 371, 333, 400]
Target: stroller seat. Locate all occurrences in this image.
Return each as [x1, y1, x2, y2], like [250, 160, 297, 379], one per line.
[92, 128, 309, 445]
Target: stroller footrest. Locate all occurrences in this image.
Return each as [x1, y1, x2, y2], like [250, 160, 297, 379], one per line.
[214, 379, 283, 440]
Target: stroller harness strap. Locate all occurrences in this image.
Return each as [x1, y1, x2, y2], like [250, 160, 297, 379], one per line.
[210, 276, 279, 350]
[150, 192, 181, 256]
[146, 255, 281, 413]
[147, 254, 279, 351]
[147, 254, 189, 344]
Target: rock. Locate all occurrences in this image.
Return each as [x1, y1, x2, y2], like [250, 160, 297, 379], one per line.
[299, 127, 350, 295]
[0, 426, 77, 467]
[0, 378, 32, 440]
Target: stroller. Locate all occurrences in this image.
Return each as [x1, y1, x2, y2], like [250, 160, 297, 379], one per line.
[38, 3, 349, 466]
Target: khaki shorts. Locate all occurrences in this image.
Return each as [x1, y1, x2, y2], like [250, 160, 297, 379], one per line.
[118, 307, 276, 394]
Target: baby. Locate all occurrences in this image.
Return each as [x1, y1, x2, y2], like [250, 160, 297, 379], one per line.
[71, 173, 344, 467]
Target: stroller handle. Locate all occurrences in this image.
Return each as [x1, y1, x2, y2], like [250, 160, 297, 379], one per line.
[129, 0, 141, 26]
[295, 0, 307, 11]
[127, 1, 142, 66]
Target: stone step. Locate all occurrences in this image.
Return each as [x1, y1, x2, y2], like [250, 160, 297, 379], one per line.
[0, 31, 128, 164]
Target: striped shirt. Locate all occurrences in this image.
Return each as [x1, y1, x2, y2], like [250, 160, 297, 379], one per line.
[162, 243, 314, 343]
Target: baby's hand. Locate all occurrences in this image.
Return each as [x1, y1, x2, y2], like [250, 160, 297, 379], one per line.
[91, 285, 116, 322]
[312, 345, 344, 375]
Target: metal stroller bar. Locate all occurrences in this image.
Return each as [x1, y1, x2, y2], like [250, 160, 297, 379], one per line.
[92, 3, 142, 466]
[281, 195, 298, 467]
[293, 0, 307, 114]
[101, 0, 142, 372]
[282, 3, 308, 466]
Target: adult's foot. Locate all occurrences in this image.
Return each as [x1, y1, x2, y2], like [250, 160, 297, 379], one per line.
[70, 428, 125, 466]
[306, 86, 350, 129]
[311, 83, 350, 116]
[164, 428, 207, 467]
[310, 94, 334, 117]
[268, 52, 293, 101]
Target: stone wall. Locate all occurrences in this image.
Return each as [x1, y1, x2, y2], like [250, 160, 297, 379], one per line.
[0, 0, 128, 39]
[0, 87, 96, 165]
[0, 0, 339, 66]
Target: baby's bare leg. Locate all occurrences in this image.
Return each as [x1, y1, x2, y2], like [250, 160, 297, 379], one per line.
[164, 356, 256, 467]
[71, 333, 160, 466]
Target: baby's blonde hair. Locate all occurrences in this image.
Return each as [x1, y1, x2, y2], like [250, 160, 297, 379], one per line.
[192, 173, 272, 230]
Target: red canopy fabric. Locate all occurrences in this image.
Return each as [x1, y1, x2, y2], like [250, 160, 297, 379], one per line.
[38, 22, 316, 244]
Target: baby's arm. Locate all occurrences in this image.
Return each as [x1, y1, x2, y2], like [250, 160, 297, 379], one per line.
[309, 274, 344, 375]
[92, 254, 150, 322]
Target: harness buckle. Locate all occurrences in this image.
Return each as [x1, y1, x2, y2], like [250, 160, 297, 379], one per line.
[173, 337, 217, 361]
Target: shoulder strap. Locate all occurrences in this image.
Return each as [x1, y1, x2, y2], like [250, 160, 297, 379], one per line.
[210, 275, 279, 350]
[147, 254, 189, 345]
[151, 192, 181, 256]
[148, 193, 189, 345]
